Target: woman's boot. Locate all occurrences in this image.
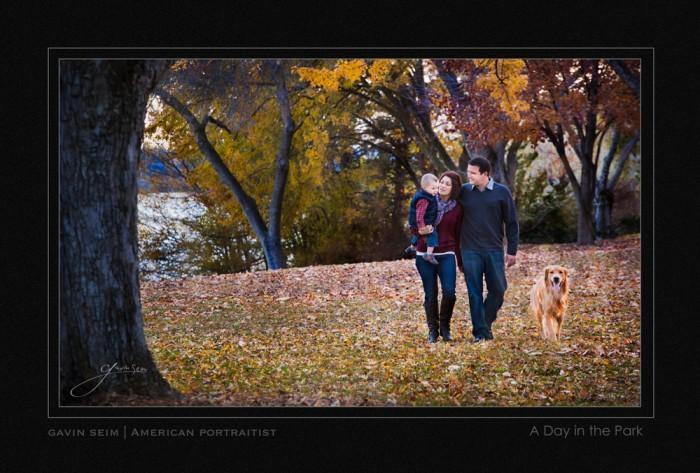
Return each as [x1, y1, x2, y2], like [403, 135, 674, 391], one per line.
[439, 294, 456, 342]
[425, 300, 439, 343]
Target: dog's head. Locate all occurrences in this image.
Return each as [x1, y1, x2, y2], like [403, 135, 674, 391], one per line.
[544, 265, 569, 293]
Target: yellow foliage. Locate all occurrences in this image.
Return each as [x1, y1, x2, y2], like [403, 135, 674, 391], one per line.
[477, 59, 530, 120]
[335, 59, 366, 84]
[367, 59, 393, 86]
[293, 59, 367, 92]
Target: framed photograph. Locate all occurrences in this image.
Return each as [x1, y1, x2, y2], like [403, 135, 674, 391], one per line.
[50, 49, 650, 423]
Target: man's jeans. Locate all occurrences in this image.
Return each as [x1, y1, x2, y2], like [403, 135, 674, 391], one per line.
[460, 249, 508, 338]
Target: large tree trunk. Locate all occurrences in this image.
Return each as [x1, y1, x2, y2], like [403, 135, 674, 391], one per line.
[603, 191, 614, 237]
[60, 60, 178, 404]
[484, 140, 519, 191]
[576, 182, 596, 244]
[594, 129, 620, 239]
[266, 60, 295, 270]
[576, 146, 597, 245]
[595, 131, 639, 238]
[543, 121, 595, 245]
[261, 236, 287, 270]
[487, 141, 507, 184]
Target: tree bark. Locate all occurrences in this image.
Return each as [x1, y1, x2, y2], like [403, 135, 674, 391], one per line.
[595, 128, 620, 238]
[476, 140, 520, 190]
[60, 60, 178, 404]
[576, 163, 596, 244]
[265, 61, 295, 270]
[609, 133, 640, 190]
[542, 121, 594, 244]
[540, 61, 601, 245]
[488, 141, 507, 184]
[572, 129, 597, 244]
[595, 130, 639, 237]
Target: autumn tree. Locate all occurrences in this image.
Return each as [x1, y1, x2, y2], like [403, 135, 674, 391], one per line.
[294, 59, 461, 176]
[521, 59, 639, 244]
[595, 60, 641, 237]
[150, 59, 300, 269]
[433, 59, 537, 190]
[60, 60, 178, 404]
[290, 59, 448, 260]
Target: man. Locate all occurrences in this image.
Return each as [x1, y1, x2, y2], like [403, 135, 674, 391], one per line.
[458, 157, 519, 342]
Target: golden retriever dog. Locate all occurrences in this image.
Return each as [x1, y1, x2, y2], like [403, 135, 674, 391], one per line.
[530, 265, 570, 342]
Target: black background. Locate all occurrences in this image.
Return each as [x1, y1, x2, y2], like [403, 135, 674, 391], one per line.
[3, 1, 697, 471]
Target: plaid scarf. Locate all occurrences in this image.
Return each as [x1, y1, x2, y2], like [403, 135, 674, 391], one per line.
[435, 198, 457, 226]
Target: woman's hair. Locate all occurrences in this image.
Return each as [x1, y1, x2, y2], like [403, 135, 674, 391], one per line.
[439, 171, 463, 200]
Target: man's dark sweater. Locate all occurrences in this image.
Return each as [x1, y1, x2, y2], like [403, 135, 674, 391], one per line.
[458, 179, 519, 255]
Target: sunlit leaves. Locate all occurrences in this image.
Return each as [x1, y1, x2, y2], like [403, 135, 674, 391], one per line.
[293, 59, 367, 92]
[138, 234, 641, 407]
[438, 59, 537, 147]
[367, 59, 394, 86]
[476, 59, 530, 120]
[523, 59, 639, 144]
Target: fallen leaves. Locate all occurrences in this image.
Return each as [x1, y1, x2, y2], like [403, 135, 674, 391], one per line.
[135, 234, 642, 407]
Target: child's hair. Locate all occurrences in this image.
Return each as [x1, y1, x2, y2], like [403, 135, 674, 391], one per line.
[420, 173, 439, 188]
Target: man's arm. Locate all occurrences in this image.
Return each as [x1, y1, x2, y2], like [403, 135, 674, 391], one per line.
[501, 187, 519, 259]
[455, 205, 463, 270]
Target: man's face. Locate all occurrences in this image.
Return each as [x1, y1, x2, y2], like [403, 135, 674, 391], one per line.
[467, 165, 489, 188]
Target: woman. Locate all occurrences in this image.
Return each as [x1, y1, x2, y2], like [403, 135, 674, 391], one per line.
[413, 171, 463, 343]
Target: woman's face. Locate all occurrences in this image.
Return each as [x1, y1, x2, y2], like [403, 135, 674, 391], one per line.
[438, 176, 453, 198]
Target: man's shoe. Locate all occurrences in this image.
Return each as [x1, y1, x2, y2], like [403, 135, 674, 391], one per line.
[485, 331, 494, 340]
[422, 254, 439, 265]
[472, 336, 485, 344]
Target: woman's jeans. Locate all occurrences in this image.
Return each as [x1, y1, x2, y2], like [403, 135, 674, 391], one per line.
[460, 249, 507, 338]
[415, 252, 457, 306]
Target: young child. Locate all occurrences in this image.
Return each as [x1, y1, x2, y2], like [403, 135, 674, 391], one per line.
[406, 173, 439, 265]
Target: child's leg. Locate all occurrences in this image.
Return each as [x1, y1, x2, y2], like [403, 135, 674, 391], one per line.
[422, 228, 439, 265]
[405, 231, 418, 254]
[425, 228, 439, 253]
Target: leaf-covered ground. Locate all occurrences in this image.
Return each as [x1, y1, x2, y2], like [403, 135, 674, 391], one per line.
[138, 234, 641, 407]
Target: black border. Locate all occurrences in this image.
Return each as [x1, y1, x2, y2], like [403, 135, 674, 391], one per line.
[49, 47, 653, 419]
